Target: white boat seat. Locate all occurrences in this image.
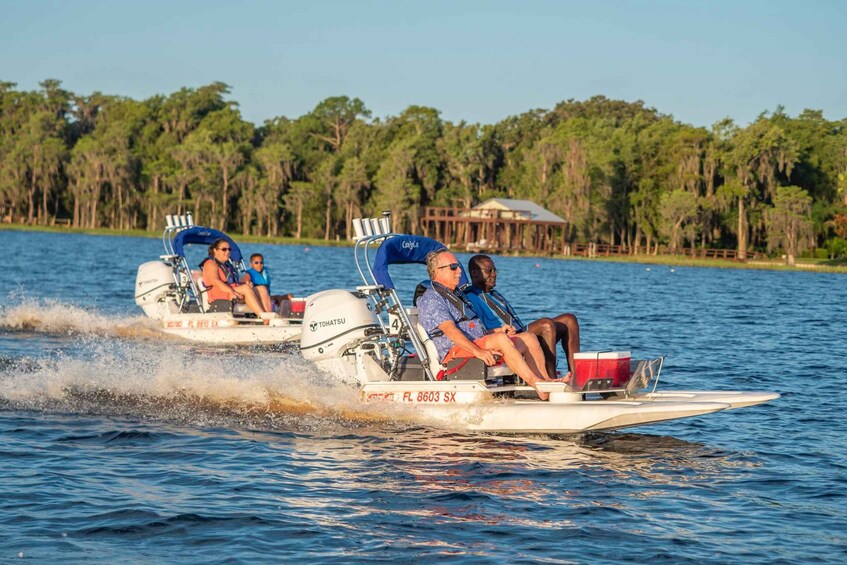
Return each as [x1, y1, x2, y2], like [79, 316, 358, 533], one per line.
[191, 270, 211, 310]
[414, 321, 513, 380]
[405, 307, 419, 330]
[415, 322, 445, 380]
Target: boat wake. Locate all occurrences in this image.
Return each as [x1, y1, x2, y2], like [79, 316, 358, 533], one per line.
[0, 297, 450, 434]
[0, 297, 163, 340]
[0, 335, 412, 433]
[0, 317, 765, 483]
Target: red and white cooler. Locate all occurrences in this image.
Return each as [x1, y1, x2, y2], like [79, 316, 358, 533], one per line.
[573, 351, 631, 390]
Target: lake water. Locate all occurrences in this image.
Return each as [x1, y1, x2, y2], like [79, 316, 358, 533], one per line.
[1, 230, 845, 563]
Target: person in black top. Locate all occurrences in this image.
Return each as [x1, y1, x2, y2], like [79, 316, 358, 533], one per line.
[466, 254, 580, 380]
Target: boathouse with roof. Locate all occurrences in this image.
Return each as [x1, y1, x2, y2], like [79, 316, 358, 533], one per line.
[420, 198, 568, 254]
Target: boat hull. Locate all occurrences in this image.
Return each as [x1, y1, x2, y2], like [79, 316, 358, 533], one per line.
[156, 313, 303, 344]
[357, 381, 776, 433]
[416, 399, 731, 433]
[631, 390, 781, 409]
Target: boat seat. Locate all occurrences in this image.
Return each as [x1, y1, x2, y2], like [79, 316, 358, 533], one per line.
[191, 270, 211, 310]
[414, 321, 512, 381]
[405, 307, 419, 330]
[415, 321, 446, 380]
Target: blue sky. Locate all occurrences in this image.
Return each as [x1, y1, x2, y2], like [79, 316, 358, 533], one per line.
[1, 0, 845, 128]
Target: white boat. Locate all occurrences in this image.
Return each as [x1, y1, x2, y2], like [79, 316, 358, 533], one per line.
[296, 217, 779, 434]
[134, 214, 304, 344]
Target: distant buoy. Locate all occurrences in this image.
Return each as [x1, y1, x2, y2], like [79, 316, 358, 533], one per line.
[670, 268, 675, 273]
[535, 263, 541, 268]
[304, 247, 310, 252]
[646, 268, 651, 271]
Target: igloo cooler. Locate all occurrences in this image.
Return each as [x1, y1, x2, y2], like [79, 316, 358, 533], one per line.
[573, 351, 631, 391]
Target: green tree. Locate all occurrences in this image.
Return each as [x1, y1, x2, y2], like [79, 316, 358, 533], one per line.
[170, 139, 205, 218]
[310, 96, 371, 154]
[547, 138, 590, 242]
[721, 116, 799, 259]
[254, 140, 296, 236]
[492, 109, 548, 198]
[159, 83, 229, 143]
[68, 135, 107, 227]
[440, 121, 490, 207]
[233, 163, 261, 234]
[198, 107, 253, 230]
[765, 186, 813, 266]
[390, 106, 443, 203]
[337, 156, 369, 238]
[314, 158, 338, 239]
[284, 181, 315, 239]
[659, 189, 700, 253]
[371, 143, 417, 233]
[16, 110, 67, 224]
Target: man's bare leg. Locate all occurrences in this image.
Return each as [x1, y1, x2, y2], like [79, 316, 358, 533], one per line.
[552, 313, 580, 372]
[513, 332, 550, 380]
[480, 333, 548, 400]
[526, 318, 558, 378]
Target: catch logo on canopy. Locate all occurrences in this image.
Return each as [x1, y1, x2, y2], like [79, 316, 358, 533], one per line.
[401, 240, 418, 250]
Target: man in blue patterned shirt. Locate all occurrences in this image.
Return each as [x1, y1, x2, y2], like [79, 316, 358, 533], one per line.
[417, 248, 556, 400]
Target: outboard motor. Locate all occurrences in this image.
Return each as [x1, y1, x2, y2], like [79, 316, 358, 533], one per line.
[300, 289, 385, 382]
[135, 261, 178, 319]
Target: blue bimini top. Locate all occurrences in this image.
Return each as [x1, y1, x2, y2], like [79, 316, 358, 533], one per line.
[372, 235, 468, 290]
[172, 226, 243, 263]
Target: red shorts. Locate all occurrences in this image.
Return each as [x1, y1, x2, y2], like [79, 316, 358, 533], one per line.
[442, 335, 521, 363]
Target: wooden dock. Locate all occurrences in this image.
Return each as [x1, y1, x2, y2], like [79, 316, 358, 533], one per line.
[420, 206, 760, 260]
[420, 206, 567, 254]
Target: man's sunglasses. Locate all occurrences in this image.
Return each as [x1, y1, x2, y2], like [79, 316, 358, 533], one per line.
[438, 263, 461, 271]
[218, 247, 231, 252]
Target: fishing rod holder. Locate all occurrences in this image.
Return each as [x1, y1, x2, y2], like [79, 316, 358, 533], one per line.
[352, 211, 392, 241]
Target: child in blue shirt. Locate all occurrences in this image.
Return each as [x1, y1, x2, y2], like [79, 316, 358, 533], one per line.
[245, 253, 292, 313]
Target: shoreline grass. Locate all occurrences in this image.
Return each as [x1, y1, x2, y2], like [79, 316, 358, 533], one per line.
[3, 223, 846, 273]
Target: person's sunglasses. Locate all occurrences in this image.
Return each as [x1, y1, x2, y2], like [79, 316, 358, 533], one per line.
[218, 247, 231, 252]
[481, 268, 497, 274]
[438, 263, 461, 271]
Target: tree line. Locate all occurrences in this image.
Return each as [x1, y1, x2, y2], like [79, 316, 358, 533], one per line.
[2, 79, 846, 263]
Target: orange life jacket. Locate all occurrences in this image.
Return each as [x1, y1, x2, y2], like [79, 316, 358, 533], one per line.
[201, 258, 238, 302]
